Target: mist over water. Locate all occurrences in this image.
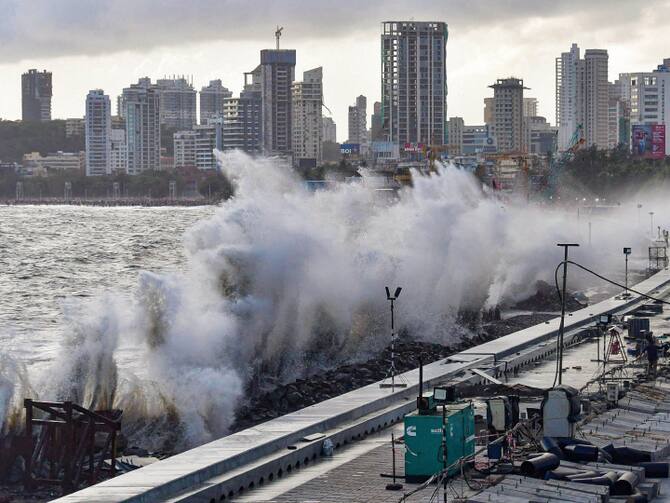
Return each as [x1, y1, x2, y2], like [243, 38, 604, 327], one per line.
[0, 150, 665, 449]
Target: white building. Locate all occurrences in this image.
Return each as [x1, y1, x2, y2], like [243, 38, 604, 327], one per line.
[174, 130, 197, 168]
[122, 78, 161, 174]
[110, 128, 127, 173]
[618, 59, 670, 154]
[523, 98, 538, 118]
[555, 44, 610, 150]
[85, 90, 112, 176]
[174, 123, 221, 170]
[292, 67, 323, 167]
[347, 95, 367, 150]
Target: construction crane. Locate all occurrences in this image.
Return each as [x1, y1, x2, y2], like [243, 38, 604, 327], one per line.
[545, 124, 585, 199]
[275, 26, 283, 50]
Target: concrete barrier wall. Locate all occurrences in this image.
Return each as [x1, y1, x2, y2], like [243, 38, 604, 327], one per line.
[54, 268, 670, 502]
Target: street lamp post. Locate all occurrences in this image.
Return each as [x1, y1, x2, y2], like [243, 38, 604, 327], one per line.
[557, 243, 580, 385]
[650, 212, 655, 237]
[623, 247, 631, 298]
[381, 287, 406, 391]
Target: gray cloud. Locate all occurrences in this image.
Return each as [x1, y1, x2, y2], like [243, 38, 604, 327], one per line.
[0, 0, 666, 63]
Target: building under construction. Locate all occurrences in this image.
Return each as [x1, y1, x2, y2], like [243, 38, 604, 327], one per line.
[381, 21, 448, 147]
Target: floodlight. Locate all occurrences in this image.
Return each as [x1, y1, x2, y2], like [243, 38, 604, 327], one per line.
[433, 388, 447, 402]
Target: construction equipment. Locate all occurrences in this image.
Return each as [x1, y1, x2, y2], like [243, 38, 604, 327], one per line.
[545, 124, 585, 199]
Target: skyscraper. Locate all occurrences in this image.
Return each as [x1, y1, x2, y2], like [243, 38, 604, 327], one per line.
[322, 117, 337, 144]
[370, 101, 383, 141]
[292, 67, 323, 167]
[122, 78, 161, 174]
[22, 69, 52, 122]
[221, 69, 262, 154]
[489, 77, 527, 153]
[583, 49, 609, 148]
[556, 44, 609, 149]
[200, 79, 232, 124]
[156, 77, 197, 130]
[381, 21, 448, 146]
[523, 97, 539, 117]
[259, 48, 296, 155]
[347, 95, 367, 146]
[483, 97, 495, 126]
[85, 90, 112, 176]
[555, 43, 581, 150]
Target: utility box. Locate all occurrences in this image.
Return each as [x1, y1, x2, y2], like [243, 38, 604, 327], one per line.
[404, 402, 474, 482]
[541, 386, 580, 438]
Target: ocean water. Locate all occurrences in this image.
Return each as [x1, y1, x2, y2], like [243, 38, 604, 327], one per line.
[0, 204, 215, 372]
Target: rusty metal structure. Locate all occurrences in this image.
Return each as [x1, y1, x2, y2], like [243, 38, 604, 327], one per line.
[24, 399, 122, 494]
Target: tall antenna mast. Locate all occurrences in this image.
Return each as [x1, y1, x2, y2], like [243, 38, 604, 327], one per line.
[275, 26, 283, 50]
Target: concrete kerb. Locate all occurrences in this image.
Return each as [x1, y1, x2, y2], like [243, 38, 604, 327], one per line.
[53, 269, 670, 502]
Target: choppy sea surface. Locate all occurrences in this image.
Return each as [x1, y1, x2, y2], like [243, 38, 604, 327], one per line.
[0, 205, 215, 373]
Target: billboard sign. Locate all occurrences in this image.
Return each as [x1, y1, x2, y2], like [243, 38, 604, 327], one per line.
[340, 143, 360, 155]
[403, 143, 425, 153]
[632, 124, 665, 159]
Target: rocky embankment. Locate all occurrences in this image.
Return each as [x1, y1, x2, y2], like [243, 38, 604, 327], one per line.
[232, 281, 586, 431]
[231, 312, 556, 431]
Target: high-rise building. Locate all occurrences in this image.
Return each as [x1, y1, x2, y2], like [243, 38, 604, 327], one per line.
[483, 97, 495, 126]
[174, 123, 222, 170]
[221, 70, 262, 154]
[174, 130, 197, 168]
[292, 67, 323, 167]
[446, 117, 464, 155]
[347, 95, 367, 147]
[200, 79, 232, 124]
[583, 49, 609, 148]
[121, 78, 161, 174]
[555, 44, 609, 149]
[156, 77, 197, 130]
[381, 21, 448, 146]
[489, 77, 527, 152]
[22, 69, 52, 122]
[110, 128, 127, 173]
[258, 48, 296, 155]
[523, 97, 539, 118]
[85, 90, 112, 176]
[618, 59, 670, 154]
[370, 101, 383, 141]
[322, 117, 337, 143]
[555, 43, 581, 149]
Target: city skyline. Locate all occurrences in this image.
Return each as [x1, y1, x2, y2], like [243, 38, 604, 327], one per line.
[0, 0, 668, 140]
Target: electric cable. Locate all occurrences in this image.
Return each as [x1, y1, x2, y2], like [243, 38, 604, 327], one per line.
[551, 258, 670, 388]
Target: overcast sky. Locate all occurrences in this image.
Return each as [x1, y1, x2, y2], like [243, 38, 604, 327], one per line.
[1, 0, 668, 141]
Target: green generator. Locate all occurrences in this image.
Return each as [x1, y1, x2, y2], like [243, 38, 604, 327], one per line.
[404, 400, 475, 482]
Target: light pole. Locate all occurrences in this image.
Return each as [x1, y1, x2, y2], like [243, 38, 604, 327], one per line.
[380, 287, 406, 391]
[557, 243, 580, 385]
[623, 247, 631, 298]
[637, 203, 642, 225]
[650, 212, 655, 237]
